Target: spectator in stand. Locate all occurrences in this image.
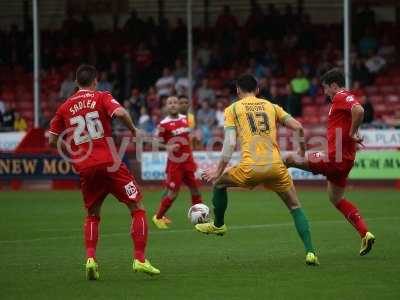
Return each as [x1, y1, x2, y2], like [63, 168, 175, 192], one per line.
[171, 18, 187, 50]
[290, 69, 310, 116]
[299, 56, 315, 78]
[352, 58, 372, 86]
[215, 101, 225, 128]
[359, 28, 378, 56]
[80, 13, 94, 38]
[378, 34, 396, 63]
[197, 78, 216, 104]
[216, 5, 238, 34]
[268, 85, 286, 109]
[283, 84, 296, 116]
[196, 41, 211, 68]
[126, 88, 145, 124]
[146, 86, 159, 111]
[283, 31, 299, 50]
[173, 58, 187, 79]
[1, 102, 15, 130]
[175, 77, 190, 96]
[365, 50, 386, 75]
[155, 67, 175, 97]
[248, 58, 267, 79]
[258, 77, 271, 99]
[308, 77, 320, 97]
[0, 98, 5, 115]
[124, 10, 145, 42]
[14, 112, 27, 131]
[138, 107, 154, 134]
[245, 4, 265, 38]
[59, 72, 77, 100]
[196, 101, 216, 146]
[97, 71, 112, 92]
[360, 96, 374, 124]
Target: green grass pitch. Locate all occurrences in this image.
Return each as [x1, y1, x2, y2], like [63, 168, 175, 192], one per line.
[0, 188, 399, 300]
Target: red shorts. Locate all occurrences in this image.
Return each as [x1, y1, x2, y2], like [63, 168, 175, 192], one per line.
[307, 152, 354, 188]
[79, 163, 142, 209]
[165, 161, 198, 192]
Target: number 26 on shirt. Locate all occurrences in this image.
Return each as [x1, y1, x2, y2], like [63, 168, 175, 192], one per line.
[70, 111, 104, 145]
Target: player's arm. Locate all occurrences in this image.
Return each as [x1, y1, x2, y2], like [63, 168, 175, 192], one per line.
[48, 110, 65, 148]
[203, 106, 236, 182]
[349, 104, 365, 143]
[202, 127, 236, 183]
[275, 104, 306, 156]
[282, 116, 306, 156]
[112, 107, 140, 136]
[48, 133, 58, 147]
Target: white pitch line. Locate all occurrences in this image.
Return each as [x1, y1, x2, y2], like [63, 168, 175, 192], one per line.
[0, 217, 398, 245]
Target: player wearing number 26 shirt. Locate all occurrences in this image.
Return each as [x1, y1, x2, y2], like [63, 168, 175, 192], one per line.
[48, 64, 160, 280]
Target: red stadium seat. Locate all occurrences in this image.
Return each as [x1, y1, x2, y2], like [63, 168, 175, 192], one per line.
[365, 86, 378, 95]
[302, 96, 313, 105]
[375, 76, 392, 85]
[315, 95, 326, 104]
[303, 105, 319, 116]
[378, 85, 396, 94]
[386, 94, 400, 103]
[369, 95, 384, 103]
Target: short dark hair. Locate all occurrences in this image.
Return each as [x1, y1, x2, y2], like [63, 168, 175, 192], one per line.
[76, 64, 97, 87]
[178, 95, 188, 100]
[236, 74, 258, 93]
[320, 68, 345, 87]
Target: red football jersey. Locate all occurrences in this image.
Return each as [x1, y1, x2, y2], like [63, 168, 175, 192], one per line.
[49, 89, 122, 171]
[327, 90, 360, 161]
[157, 114, 194, 164]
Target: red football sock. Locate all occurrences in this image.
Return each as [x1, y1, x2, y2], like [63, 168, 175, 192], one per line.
[191, 194, 202, 205]
[335, 198, 368, 237]
[156, 196, 174, 219]
[84, 216, 100, 259]
[131, 209, 148, 263]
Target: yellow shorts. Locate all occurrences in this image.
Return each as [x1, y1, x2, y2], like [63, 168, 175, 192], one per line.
[226, 162, 293, 192]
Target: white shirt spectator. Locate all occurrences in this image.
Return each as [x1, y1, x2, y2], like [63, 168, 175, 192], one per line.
[156, 75, 175, 97]
[196, 46, 211, 67]
[365, 55, 386, 74]
[175, 77, 190, 95]
[0, 99, 5, 115]
[216, 109, 224, 127]
[59, 74, 76, 100]
[197, 79, 215, 103]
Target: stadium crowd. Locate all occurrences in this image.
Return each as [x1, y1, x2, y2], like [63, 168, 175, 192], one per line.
[0, 3, 400, 139]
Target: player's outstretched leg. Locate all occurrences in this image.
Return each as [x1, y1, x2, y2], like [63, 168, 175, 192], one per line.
[128, 202, 160, 276]
[195, 174, 235, 235]
[84, 204, 101, 280]
[153, 189, 177, 229]
[277, 186, 319, 266]
[328, 182, 375, 256]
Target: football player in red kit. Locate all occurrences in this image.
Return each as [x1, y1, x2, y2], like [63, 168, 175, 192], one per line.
[285, 68, 375, 256]
[48, 65, 160, 280]
[152, 96, 202, 229]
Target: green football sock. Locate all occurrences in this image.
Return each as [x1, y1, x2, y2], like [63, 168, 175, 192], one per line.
[212, 186, 228, 228]
[291, 208, 315, 253]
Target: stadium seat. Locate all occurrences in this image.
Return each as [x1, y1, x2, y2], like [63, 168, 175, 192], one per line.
[302, 96, 313, 105]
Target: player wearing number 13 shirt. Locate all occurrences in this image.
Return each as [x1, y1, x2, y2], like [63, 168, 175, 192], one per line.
[48, 65, 160, 280]
[196, 75, 319, 266]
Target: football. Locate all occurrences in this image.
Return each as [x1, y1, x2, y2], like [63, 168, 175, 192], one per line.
[187, 203, 210, 225]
